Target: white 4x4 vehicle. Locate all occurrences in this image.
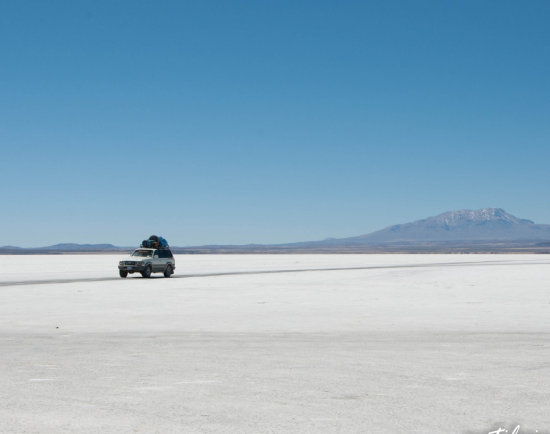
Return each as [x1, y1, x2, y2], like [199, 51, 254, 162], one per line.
[118, 248, 175, 278]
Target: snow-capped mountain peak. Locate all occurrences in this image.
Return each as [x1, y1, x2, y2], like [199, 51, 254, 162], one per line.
[430, 208, 534, 226]
[350, 208, 548, 243]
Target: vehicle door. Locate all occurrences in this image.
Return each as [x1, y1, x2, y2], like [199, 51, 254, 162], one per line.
[152, 250, 162, 271]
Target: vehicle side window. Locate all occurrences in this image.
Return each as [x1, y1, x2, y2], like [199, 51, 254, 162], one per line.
[160, 250, 167, 258]
[167, 250, 173, 258]
[158, 250, 164, 258]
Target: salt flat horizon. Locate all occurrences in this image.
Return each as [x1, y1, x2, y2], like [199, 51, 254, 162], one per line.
[1, 254, 549, 433]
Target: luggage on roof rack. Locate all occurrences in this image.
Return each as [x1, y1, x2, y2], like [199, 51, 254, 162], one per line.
[158, 237, 169, 248]
[140, 235, 170, 249]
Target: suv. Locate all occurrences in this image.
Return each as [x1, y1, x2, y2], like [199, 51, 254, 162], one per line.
[118, 248, 176, 278]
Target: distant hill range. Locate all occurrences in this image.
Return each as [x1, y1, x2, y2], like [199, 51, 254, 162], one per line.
[3, 208, 550, 254]
[0, 243, 128, 254]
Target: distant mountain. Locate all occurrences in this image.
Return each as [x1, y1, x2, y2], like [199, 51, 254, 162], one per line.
[246, 207, 550, 253]
[2, 208, 550, 254]
[0, 243, 128, 254]
[330, 208, 550, 245]
[39, 243, 122, 251]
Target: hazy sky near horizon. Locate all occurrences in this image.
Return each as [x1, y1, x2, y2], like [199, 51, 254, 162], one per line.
[2, 1, 549, 247]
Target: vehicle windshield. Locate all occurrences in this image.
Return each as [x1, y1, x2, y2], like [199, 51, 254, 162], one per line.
[131, 250, 153, 257]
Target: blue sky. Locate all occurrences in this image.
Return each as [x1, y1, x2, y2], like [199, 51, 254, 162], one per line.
[1, 0, 549, 247]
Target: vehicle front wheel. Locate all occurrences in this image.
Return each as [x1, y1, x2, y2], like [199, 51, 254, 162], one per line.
[141, 265, 152, 278]
[119, 270, 128, 278]
[164, 265, 172, 278]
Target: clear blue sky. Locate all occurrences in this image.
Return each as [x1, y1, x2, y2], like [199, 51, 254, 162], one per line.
[1, 0, 549, 247]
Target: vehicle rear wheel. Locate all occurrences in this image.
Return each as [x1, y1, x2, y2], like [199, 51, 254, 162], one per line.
[141, 265, 152, 278]
[119, 270, 128, 278]
[164, 265, 172, 278]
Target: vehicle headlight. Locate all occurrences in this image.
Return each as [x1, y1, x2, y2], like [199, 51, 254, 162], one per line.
[119, 261, 123, 265]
